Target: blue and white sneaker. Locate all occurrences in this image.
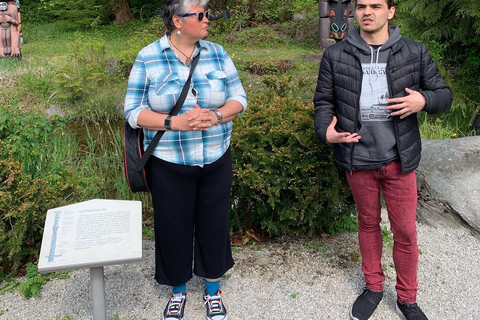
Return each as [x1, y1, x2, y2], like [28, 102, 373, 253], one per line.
[203, 290, 228, 320]
[163, 292, 186, 320]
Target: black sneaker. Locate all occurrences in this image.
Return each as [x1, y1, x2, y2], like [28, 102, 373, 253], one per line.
[396, 300, 428, 320]
[163, 292, 186, 320]
[203, 290, 228, 320]
[350, 288, 383, 320]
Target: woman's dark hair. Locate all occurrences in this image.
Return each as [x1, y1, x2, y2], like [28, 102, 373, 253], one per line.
[163, 0, 209, 32]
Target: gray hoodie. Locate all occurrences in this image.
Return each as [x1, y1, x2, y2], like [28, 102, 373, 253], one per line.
[346, 26, 402, 170]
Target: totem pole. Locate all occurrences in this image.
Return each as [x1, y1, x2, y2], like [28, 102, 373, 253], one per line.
[318, 0, 354, 48]
[0, 0, 21, 59]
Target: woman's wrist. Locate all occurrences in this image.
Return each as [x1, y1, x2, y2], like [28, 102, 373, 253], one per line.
[212, 109, 223, 125]
[169, 115, 178, 131]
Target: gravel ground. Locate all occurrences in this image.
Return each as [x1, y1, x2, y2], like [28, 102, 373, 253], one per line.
[1, 210, 480, 320]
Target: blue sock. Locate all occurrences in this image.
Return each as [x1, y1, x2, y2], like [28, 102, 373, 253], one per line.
[205, 279, 220, 296]
[172, 283, 186, 294]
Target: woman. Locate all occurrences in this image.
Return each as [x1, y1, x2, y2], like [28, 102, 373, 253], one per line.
[124, 1, 247, 319]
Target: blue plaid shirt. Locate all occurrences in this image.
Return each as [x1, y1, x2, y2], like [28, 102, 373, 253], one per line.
[125, 33, 247, 167]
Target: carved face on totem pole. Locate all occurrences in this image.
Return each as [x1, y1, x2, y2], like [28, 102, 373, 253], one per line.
[318, 0, 354, 48]
[329, 1, 350, 40]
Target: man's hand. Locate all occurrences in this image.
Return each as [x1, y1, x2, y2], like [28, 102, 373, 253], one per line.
[326, 116, 361, 144]
[387, 88, 426, 119]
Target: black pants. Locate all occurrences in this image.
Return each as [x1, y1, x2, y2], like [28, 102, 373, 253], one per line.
[146, 148, 235, 286]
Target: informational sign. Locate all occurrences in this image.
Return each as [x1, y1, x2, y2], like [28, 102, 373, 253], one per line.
[38, 199, 142, 273]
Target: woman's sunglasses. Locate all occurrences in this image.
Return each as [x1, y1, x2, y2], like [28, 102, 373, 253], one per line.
[181, 11, 209, 21]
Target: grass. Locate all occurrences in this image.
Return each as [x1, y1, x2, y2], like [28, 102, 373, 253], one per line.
[381, 226, 394, 249]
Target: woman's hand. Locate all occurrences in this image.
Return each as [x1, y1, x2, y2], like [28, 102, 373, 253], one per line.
[172, 105, 212, 131]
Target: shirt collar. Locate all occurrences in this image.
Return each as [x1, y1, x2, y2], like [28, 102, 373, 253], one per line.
[159, 32, 208, 54]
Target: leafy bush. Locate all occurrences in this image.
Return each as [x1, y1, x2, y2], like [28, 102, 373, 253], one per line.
[0, 110, 67, 176]
[222, 25, 288, 48]
[53, 36, 109, 104]
[397, 0, 480, 136]
[208, 0, 317, 24]
[50, 35, 125, 122]
[0, 111, 85, 271]
[0, 109, 154, 271]
[118, 18, 166, 74]
[0, 157, 78, 271]
[22, 0, 112, 28]
[17, 262, 47, 299]
[230, 76, 356, 236]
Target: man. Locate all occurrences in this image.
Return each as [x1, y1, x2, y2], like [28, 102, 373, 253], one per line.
[313, 0, 452, 319]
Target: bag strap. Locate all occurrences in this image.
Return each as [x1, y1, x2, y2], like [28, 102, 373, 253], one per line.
[135, 51, 201, 171]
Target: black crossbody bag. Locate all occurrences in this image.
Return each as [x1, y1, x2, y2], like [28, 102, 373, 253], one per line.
[124, 53, 200, 193]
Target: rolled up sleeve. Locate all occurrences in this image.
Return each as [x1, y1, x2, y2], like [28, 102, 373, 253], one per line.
[222, 52, 247, 114]
[124, 51, 150, 129]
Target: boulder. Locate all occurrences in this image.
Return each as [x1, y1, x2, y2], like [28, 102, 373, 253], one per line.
[416, 137, 480, 237]
[46, 104, 65, 117]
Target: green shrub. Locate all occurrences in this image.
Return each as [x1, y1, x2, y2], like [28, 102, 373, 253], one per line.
[50, 35, 126, 122]
[53, 36, 109, 104]
[22, 0, 112, 29]
[230, 83, 356, 236]
[0, 110, 68, 176]
[223, 25, 287, 49]
[17, 262, 47, 299]
[0, 157, 78, 271]
[118, 18, 166, 74]
[19, 74, 54, 100]
[0, 110, 153, 271]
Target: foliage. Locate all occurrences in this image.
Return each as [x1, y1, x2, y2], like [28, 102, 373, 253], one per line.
[0, 112, 94, 271]
[231, 75, 356, 236]
[0, 110, 68, 176]
[0, 262, 69, 299]
[51, 34, 125, 122]
[221, 24, 288, 48]
[53, 36, 108, 103]
[396, 0, 480, 136]
[126, 0, 165, 21]
[117, 18, 166, 74]
[209, 0, 318, 25]
[0, 107, 154, 271]
[21, 0, 113, 29]
[0, 269, 16, 295]
[17, 262, 47, 299]
[0, 156, 78, 271]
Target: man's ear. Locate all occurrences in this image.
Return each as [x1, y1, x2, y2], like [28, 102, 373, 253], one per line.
[388, 7, 396, 20]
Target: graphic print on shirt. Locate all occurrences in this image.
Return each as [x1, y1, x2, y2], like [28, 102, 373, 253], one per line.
[360, 63, 392, 122]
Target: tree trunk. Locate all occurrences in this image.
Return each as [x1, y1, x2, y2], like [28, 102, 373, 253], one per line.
[111, 0, 134, 24]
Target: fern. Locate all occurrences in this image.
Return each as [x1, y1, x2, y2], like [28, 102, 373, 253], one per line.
[17, 262, 47, 299]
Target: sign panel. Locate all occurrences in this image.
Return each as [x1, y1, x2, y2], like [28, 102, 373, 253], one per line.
[38, 199, 142, 273]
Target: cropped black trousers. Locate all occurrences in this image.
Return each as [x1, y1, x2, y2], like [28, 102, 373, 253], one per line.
[146, 148, 234, 286]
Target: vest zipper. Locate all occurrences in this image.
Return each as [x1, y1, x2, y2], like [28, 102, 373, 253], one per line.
[386, 49, 403, 171]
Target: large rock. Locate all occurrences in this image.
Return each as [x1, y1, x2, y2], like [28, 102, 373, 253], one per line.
[416, 137, 480, 237]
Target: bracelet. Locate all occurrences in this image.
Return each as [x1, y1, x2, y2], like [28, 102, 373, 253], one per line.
[213, 109, 223, 124]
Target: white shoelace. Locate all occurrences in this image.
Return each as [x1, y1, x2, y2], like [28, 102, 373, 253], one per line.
[204, 294, 224, 316]
[167, 293, 185, 316]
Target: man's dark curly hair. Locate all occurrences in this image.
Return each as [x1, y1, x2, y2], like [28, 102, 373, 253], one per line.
[354, 0, 394, 9]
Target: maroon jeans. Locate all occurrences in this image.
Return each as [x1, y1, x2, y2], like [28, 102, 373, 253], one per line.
[346, 161, 418, 304]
